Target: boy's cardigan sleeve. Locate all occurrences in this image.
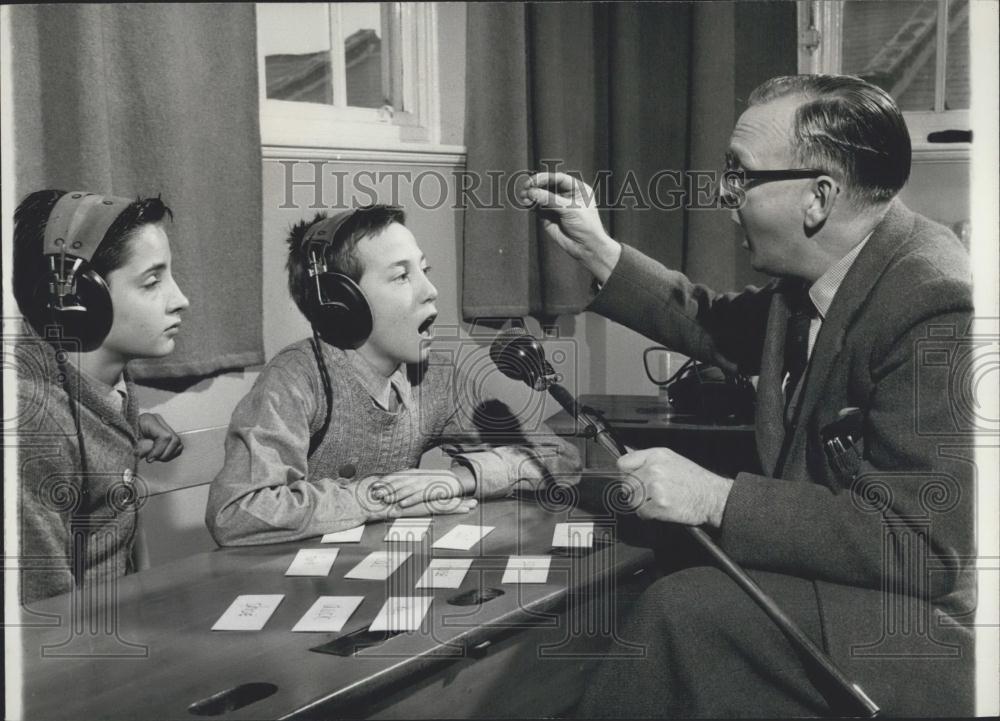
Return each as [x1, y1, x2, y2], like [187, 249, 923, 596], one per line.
[205, 357, 372, 546]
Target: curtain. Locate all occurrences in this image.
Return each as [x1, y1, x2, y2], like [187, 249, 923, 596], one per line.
[11, 3, 264, 380]
[463, 3, 693, 321]
[462, 2, 792, 321]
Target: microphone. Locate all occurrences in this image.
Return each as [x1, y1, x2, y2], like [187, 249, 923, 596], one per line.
[490, 327, 628, 456]
[488, 328, 880, 718]
[489, 327, 562, 391]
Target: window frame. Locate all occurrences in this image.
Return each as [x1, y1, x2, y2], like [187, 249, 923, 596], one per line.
[255, 2, 444, 151]
[796, 0, 971, 160]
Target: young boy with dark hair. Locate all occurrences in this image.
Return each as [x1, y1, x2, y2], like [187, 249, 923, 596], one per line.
[206, 205, 581, 546]
[13, 189, 190, 603]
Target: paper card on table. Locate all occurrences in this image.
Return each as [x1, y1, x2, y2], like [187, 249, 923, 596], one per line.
[322, 525, 365, 543]
[502, 556, 551, 584]
[292, 596, 364, 633]
[384, 518, 432, 542]
[552, 522, 595, 548]
[432, 524, 494, 551]
[344, 550, 412, 580]
[388, 517, 432, 527]
[415, 558, 473, 589]
[368, 596, 434, 632]
[285, 548, 340, 576]
[212, 594, 284, 631]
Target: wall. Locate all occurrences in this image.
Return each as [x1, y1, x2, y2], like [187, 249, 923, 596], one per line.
[901, 157, 971, 229]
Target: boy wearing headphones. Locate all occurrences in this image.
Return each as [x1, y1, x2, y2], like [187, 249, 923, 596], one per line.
[207, 205, 581, 545]
[13, 190, 190, 603]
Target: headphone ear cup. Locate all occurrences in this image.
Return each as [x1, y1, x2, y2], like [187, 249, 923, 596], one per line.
[35, 267, 114, 352]
[311, 272, 373, 349]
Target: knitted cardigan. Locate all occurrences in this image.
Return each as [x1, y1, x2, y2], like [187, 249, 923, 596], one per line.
[15, 337, 141, 604]
[206, 339, 582, 546]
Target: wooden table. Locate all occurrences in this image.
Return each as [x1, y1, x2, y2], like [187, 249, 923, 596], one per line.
[546, 394, 759, 476]
[16, 491, 655, 719]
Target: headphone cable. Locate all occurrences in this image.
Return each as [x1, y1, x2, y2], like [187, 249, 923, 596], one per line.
[55, 350, 89, 589]
[308, 330, 334, 458]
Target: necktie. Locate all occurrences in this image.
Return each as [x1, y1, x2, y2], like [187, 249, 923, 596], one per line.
[783, 291, 814, 420]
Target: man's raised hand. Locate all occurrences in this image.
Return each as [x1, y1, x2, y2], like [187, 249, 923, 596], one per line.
[520, 172, 621, 284]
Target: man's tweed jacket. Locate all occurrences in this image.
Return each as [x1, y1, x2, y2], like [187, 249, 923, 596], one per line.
[588, 199, 975, 713]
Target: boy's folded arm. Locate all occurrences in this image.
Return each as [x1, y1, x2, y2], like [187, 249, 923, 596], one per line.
[205, 364, 372, 546]
[439, 414, 583, 499]
[207, 468, 375, 546]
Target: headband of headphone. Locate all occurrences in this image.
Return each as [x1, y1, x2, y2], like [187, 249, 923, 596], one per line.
[43, 191, 134, 260]
[302, 210, 374, 349]
[38, 191, 134, 350]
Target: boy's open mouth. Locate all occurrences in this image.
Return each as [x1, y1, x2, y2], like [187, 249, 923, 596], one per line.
[418, 314, 437, 338]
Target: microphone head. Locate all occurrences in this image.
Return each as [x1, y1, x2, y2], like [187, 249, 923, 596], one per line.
[490, 327, 549, 387]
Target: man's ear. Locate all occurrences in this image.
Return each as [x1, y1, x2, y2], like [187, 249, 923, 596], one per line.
[803, 175, 839, 232]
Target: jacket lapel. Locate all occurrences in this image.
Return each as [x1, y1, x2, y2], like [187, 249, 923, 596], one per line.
[776, 200, 916, 476]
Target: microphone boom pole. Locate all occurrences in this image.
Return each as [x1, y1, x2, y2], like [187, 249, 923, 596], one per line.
[491, 329, 879, 718]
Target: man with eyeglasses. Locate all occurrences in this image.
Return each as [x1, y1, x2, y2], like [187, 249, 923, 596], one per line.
[521, 74, 974, 717]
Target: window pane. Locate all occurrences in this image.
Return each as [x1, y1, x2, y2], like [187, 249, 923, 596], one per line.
[259, 3, 334, 105]
[945, 0, 970, 110]
[340, 3, 387, 109]
[841, 1, 938, 112]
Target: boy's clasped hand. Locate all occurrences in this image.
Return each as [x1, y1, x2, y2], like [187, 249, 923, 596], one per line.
[364, 470, 478, 519]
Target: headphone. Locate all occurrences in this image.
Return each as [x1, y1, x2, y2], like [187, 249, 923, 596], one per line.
[301, 210, 374, 349]
[34, 191, 134, 585]
[37, 191, 134, 351]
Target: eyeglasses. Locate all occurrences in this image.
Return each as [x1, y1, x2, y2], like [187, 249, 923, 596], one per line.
[719, 164, 827, 209]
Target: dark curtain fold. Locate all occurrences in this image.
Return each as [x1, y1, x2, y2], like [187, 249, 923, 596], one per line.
[463, 2, 793, 321]
[463, 2, 693, 321]
[605, 4, 693, 271]
[462, 3, 535, 320]
[527, 4, 614, 317]
[11, 3, 264, 380]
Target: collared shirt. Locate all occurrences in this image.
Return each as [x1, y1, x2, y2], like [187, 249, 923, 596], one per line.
[112, 375, 128, 414]
[77, 366, 129, 416]
[344, 349, 411, 411]
[805, 231, 873, 358]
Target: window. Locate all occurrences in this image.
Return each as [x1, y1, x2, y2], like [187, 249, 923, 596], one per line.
[256, 2, 440, 149]
[797, 0, 970, 155]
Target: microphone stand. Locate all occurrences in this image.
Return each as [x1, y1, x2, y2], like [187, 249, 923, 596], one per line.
[542, 375, 879, 718]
